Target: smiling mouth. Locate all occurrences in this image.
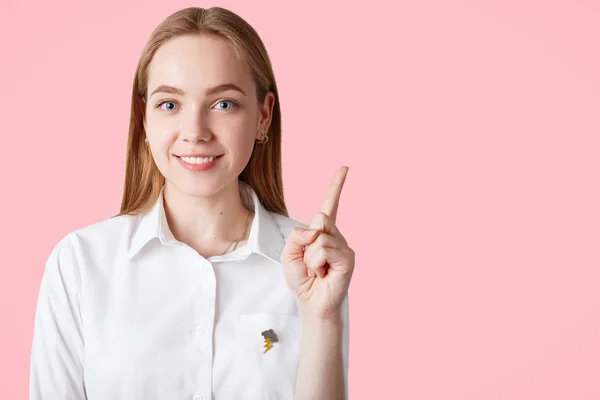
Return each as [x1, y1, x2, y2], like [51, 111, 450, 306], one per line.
[176, 154, 223, 165]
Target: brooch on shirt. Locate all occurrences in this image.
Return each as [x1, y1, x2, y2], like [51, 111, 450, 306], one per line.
[261, 329, 279, 353]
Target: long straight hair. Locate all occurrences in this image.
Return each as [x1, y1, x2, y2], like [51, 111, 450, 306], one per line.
[115, 7, 287, 217]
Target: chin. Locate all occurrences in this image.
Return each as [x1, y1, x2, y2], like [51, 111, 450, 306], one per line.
[166, 174, 236, 198]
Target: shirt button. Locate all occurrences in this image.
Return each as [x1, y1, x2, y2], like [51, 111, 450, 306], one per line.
[195, 325, 205, 336]
[192, 394, 203, 400]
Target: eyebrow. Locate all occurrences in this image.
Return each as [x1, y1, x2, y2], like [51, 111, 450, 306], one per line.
[149, 83, 247, 97]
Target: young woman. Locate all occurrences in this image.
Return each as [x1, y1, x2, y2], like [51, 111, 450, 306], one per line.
[30, 6, 354, 400]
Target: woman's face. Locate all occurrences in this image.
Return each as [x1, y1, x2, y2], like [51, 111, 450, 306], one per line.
[143, 34, 273, 197]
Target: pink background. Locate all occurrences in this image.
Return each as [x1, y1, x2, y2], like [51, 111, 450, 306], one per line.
[1, 0, 599, 398]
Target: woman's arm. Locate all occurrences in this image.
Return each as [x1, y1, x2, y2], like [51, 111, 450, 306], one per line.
[30, 236, 86, 399]
[280, 167, 353, 399]
[295, 295, 350, 400]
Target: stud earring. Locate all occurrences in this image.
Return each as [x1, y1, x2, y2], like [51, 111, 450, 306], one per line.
[144, 137, 149, 145]
[255, 131, 269, 144]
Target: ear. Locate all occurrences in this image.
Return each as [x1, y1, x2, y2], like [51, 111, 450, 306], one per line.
[256, 91, 275, 140]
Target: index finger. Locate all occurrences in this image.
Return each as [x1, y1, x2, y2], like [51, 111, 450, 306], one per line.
[320, 166, 349, 223]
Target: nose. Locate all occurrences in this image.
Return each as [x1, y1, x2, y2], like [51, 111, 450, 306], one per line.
[180, 107, 212, 144]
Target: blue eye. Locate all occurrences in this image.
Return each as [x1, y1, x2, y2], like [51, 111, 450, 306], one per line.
[156, 101, 178, 111]
[214, 100, 239, 111]
[154, 99, 238, 112]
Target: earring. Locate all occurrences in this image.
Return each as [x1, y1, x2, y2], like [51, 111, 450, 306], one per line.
[144, 137, 149, 145]
[255, 131, 268, 144]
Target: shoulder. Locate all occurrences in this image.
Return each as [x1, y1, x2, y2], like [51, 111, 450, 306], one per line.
[268, 212, 308, 242]
[48, 214, 139, 261]
[70, 213, 137, 242]
[41, 214, 141, 290]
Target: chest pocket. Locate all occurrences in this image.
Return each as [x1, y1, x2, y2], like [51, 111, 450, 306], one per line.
[232, 312, 302, 399]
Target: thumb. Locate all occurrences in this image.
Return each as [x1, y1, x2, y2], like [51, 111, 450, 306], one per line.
[281, 227, 319, 265]
[280, 228, 320, 284]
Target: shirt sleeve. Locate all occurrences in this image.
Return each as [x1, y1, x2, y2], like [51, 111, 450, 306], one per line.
[342, 293, 350, 399]
[30, 235, 86, 400]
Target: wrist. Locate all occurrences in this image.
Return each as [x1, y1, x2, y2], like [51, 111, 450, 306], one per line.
[299, 307, 343, 327]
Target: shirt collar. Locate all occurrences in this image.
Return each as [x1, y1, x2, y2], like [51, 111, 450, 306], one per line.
[127, 182, 285, 263]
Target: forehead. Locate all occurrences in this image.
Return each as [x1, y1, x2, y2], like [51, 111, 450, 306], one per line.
[147, 34, 253, 95]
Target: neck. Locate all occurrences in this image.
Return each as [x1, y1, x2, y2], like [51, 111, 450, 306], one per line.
[162, 180, 253, 257]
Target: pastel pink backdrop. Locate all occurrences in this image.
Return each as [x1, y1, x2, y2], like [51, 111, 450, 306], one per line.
[1, 0, 599, 398]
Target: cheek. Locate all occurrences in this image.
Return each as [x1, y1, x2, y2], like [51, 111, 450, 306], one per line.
[218, 132, 254, 171]
[219, 116, 254, 146]
[226, 129, 255, 156]
[151, 135, 176, 158]
[146, 120, 177, 146]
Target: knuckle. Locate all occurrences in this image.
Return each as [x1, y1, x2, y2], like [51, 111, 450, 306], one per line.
[320, 247, 329, 258]
[307, 249, 318, 265]
[305, 245, 316, 258]
[314, 233, 327, 247]
[303, 244, 311, 257]
[316, 212, 329, 222]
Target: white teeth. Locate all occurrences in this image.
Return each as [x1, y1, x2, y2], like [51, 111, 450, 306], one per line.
[180, 156, 216, 164]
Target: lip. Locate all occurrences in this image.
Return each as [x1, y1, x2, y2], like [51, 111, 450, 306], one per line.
[177, 153, 224, 158]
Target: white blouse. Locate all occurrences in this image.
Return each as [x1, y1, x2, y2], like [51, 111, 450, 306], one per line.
[29, 182, 349, 399]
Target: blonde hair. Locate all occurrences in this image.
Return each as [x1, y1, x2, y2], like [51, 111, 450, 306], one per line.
[116, 6, 287, 217]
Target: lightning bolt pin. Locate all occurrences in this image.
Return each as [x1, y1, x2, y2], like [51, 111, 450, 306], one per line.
[261, 329, 279, 354]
